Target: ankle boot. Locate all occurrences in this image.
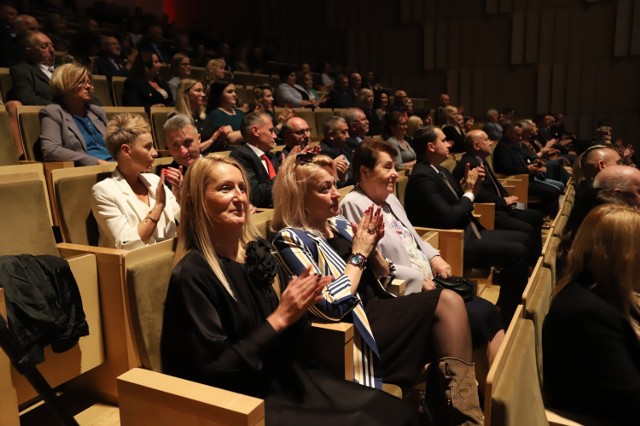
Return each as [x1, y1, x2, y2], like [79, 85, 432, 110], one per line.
[428, 357, 484, 426]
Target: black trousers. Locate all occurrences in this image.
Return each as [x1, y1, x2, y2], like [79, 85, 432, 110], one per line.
[494, 208, 544, 267]
[464, 229, 529, 324]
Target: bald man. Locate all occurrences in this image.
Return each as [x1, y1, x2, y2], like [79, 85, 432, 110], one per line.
[280, 116, 311, 157]
[453, 129, 543, 267]
[580, 145, 621, 181]
[593, 165, 640, 206]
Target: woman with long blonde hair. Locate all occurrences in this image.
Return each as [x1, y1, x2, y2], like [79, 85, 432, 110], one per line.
[161, 154, 422, 426]
[543, 204, 640, 423]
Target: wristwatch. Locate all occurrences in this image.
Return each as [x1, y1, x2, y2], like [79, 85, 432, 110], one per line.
[347, 253, 367, 270]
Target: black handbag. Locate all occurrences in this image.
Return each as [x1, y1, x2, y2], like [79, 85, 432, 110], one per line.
[433, 275, 476, 302]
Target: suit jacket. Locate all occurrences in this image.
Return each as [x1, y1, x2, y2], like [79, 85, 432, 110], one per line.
[405, 161, 482, 239]
[40, 103, 109, 166]
[273, 215, 394, 389]
[95, 56, 129, 80]
[543, 281, 640, 423]
[483, 121, 503, 141]
[7, 62, 52, 105]
[442, 125, 465, 153]
[90, 169, 180, 250]
[319, 139, 354, 187]
[492, 140, 530, 176]
[122, 75, 174, 110]
[229, 144, 279, 208]
[340, 190, 439, 294]
[453, 153, 510, 210]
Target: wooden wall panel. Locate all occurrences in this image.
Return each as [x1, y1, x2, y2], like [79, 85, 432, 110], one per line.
[611, 58, 640, 111]
[511, 12, 526, 64]
[447, 69, 460, 105]
[460, 18, 476, 69]
[594, 60, 613, 115]
[631, 0, 640, 55]
[459, 69, 473, 113]
[536, 64, 552, 114]
[550, 63, 567, 114]
[400, 0, 413, 23]
[538, 8, 555, 63]
[553, 6, 571, 62]
[567, 5, 584, 61]
[564, 61, 582, 115]
[614, 0, 633, 56]
[471, 68, 486, 117]
[448, 20, 462, 69]
[423, 22, 437, 70]
[578, 60, 597, 114]
[435, 22, 449, 69]
[486, 0, 500, 14]
[525, 10, 540, 64]
[578, 114, 595, 140]
[500, 0, 513, 14]
[483, 68, 501, 115]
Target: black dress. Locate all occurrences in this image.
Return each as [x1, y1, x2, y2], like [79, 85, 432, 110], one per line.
[161, 249, 421, 426]
[326, 234, 440, 391]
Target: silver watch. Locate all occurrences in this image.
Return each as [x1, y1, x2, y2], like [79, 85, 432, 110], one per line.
[347, 253, 367, 269]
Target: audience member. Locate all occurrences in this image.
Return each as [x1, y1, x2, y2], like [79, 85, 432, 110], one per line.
[348, 71, 362, 100]
[161, 154, 421, 426]
[453, 130, 543, 267]
[319, 61, 335, 89]
[442, 106, 466, 153]
[295, 71, 324, 106]
[203, 58, 226, 95]
[174, 78, 227, 153]
[434, 93, 450, 126]
[483, 109, 503, 141]
[374, 91, 389, 121]
[229, 112, 279, 208]
[274, 67, 315, 108]
[593, 164, 640, 206]
[0, 11, 39, 67]
[406, 115, 423, 138]
[138, 24, 170, 63]
[342, 107, 369, 151]
[43, 12, 69, 51]
[492, 123, 561, 216]
[389, 89, 409, 114]
[162, 113, 201, 174]
[68, 29, 101, 74]
[355, 88, 381, 136]
[280, 116, 311, 157]
[91, 113, 180, 249]
[326, 73, 354, 108]
[341, 139, 505, 377]
[272, 154, 484, 424]
[204, 80, 243, 145]
[543, 204, 640, 424]
[405, 126, 530, 323]
[96, 35, 129, 80]
[167, 52, 191, 99]
[40, 63, 111, 165]
[383, 110, 416, 170]
[123, 50, 174, 110]
[463, 115, 475, 133]
[319, 115, 354, 187]
[248, 84, 293, 134]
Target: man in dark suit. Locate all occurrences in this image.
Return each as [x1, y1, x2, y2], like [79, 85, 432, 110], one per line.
[342, 107, 369, 152]
[319, 115, 354, 187]
[405, 126, 530, 323]
[96, 35, 129, 80]
[6, 31, 54, 105]
[453, 129, 543, 267]
[326, 74, 355, 108]
[138, 24, 171, 63]
[230, 112, 279, 208]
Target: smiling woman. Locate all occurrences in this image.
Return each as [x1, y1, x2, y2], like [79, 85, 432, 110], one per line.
[39, 63, 113, 165]
[90, 113, 181, 249]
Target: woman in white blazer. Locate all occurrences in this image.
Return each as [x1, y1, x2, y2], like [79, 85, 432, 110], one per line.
[91, 113, 181, 250]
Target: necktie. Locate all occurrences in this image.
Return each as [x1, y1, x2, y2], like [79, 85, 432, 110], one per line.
[439, 170, 482, 239]
[261, 154, 277, 179]
[478, 157, 502, 197]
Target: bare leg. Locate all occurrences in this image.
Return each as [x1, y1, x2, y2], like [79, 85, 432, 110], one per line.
[5, 100, 23, 159]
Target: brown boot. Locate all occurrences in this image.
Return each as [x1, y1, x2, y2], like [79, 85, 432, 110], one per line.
[429, 357, 484, 426]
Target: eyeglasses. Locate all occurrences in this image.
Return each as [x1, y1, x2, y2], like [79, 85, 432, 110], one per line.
[76, 79, 93, 88]
[289, 128, 311, 136]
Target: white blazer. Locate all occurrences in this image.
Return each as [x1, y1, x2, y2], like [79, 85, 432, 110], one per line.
[91, 168, 179, 250]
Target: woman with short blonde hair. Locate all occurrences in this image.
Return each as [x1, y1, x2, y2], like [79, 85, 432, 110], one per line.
[40, 63, 112, 165]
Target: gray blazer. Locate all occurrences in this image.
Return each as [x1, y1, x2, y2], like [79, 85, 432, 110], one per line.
[340, 189, 440, 294]
[40, 103, 109, 166]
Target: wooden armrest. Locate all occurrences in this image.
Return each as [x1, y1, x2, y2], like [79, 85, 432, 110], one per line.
[413, 227, 464, 276]
[474, 203, 495, 230]
[307, 322, 354, 380]
[117, 368, 265, 426]
[388, 278, 406, 296]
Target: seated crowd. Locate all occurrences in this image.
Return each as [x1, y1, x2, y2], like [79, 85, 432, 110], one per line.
[0, 2, 638, 425]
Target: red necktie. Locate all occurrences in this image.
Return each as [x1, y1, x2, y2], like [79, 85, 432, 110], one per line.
[261, 154, 277, 179]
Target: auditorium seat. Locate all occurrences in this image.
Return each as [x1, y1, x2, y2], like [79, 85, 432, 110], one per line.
[0, 67, 11, 101]
[314, 108, 336, 135]
[149, 106, 175, 150]
[16, 105, 44, 161]
[101, 106, 148, 123]
[0, 173, 103, 423]
[0, 106, 18, 165]
[111, 76, 127, 106]
[92, 74, 114, 107]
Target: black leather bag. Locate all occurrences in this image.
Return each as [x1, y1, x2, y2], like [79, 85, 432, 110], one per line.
[433, 275, 476, 302]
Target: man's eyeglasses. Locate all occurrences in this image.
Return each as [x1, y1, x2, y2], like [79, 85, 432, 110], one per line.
[295, 152, 315, 164]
